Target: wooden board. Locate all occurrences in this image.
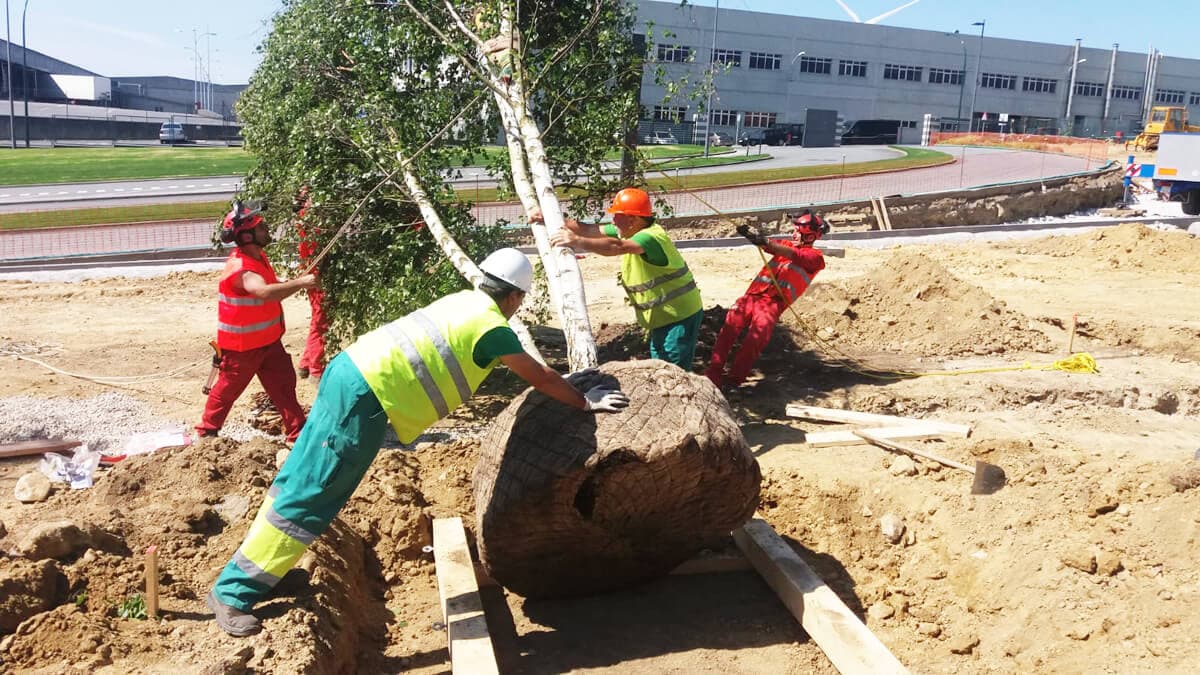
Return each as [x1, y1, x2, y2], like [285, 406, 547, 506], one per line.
[804, 425, 962, 448]
[433, 518, 499, 675]
[734, 518, 909, 675]
[0, 439, 82, 459]
[785, 405, 971, 437]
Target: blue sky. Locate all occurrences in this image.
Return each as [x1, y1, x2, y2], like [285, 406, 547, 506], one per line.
[7, 0, 1195, 85]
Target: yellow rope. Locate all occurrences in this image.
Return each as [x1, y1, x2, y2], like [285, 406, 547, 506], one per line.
[6, 353, 207, 386]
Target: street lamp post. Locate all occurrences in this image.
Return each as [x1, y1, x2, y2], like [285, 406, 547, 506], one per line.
[946, 31, 967, 131]
[703, 0, 719, 158]
[968, 20, 985, 132]
[21, 0, 30, 147]
[5, 0, 14, 149]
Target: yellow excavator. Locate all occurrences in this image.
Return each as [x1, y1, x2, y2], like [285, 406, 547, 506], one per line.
[1129, 106, 1200, 151]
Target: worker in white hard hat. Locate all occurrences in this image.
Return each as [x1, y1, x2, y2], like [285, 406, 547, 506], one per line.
[205, 247, 629, 637]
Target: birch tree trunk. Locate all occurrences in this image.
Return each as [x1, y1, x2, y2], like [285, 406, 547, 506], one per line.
[398, 161, 545, 364]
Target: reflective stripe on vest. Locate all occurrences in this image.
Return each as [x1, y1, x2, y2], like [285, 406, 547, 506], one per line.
[618, 225, 703, 330]
[218, 293, 266, 307]
[218, 315, 282, 335]
[345, 290, 509, 443]
[748, 254, 817, 304]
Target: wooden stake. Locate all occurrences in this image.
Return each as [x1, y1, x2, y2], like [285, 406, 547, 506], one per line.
[1068, 313, 1078, 353]
[145, 545, 159, 619]
[433, 518, 499, 675]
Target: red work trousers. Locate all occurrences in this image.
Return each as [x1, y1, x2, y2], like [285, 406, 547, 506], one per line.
[298, 288, 329, 378]
[196, 340, 306, 442]
[706, 293, 785, 387]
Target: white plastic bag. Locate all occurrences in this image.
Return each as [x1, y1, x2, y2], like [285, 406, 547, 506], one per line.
[39, 444, 102, 489]
[122, 428, 192, 458]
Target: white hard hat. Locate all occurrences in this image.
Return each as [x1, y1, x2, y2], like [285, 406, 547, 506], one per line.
[478, 248, 533, 293]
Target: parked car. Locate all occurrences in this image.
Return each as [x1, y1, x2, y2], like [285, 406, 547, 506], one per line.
[737, 131, 765, 146]
[762, 123, 805, 146]
[643, 130, 678, 145]
[841, 119, 900, 145]
[159, 121, 189, 144]
[709, 132, 735, 146]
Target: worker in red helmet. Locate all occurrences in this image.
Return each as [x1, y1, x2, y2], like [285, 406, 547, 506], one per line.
[535, 188, 704, 370]
[705, 211, 829, 389]
[292, 187, 329, 383]
[195, 201, 318, 443]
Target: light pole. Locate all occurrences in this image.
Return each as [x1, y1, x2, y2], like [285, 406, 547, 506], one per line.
[1064, 54, 1086, 136]
[5, 0, 14, 148]
[703, 0, 719, 158]
[21, 0, 29, 147]
[945, 31, 967, 131]
[968, 20, 985, 132]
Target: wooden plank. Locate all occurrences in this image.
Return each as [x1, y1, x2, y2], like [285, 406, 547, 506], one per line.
[804, 425, 961, 448]
[433, 518, 499, 675]
[785, 405, 971, 437]
[878, 196, 894, 231]
[869, 197, 886, 232]
[0, 439, 82, 459]
[734, 519, 909, 675]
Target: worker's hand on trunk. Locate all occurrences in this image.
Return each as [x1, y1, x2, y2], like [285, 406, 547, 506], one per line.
[527, 207, 544, 224]
[583, 385, 629, 413]
[550, 230, 579, 249]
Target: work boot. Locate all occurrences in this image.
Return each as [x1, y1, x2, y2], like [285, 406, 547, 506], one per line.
[206, 590, 261, 637]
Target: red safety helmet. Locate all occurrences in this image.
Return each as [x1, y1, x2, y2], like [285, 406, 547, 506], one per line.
[792, 210, 829, 241]
[606, 187, 654, 217]
[219, 201, 264, 244]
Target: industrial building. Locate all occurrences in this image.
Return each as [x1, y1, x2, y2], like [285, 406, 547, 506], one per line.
[635, 0, 1200, 139]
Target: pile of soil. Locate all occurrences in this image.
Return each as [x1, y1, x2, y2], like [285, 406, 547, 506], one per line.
[795, 251, 1053, 357]
[1013, 222, 1200, 273]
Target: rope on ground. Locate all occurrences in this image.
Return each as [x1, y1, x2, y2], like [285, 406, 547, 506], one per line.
[4, 352, 207, 386]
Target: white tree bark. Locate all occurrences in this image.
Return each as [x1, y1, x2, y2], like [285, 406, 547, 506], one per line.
[398, 161, 546, 364]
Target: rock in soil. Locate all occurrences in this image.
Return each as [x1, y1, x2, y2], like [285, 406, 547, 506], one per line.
[14, 472, 52, 503]
[0, 559, 66, 632]
[16, 521, 90, 561]
[1061, 547, 1097, 574]
[880, 514, 906, 544]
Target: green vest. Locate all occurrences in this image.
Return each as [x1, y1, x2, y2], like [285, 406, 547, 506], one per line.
[346, 290, 509, 443]
[620, 224, 703, 329]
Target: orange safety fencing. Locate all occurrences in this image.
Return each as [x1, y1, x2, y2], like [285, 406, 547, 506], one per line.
[931, 132, 1110, 165]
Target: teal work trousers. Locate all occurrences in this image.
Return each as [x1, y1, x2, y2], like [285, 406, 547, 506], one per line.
[648, 309, 703, 371]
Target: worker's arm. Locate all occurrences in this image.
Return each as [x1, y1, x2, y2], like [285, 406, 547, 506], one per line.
[237, 271, 318, 302]
[528, 207, 603, 238]
[500, 352, 629, 412]
[550, 229, 644, 257]
[761, 240, 798, 259]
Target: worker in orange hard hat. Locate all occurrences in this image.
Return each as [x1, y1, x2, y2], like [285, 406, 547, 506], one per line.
[534, 187, 704, 370]
[195, 201, 317, 443]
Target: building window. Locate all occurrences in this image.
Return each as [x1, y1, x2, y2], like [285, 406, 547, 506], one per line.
[1111, 86, 1141, 100]
[656, 44, 692, 63]
[652, 105, 687, 122]
[900, 120, 918, 129]
[1074, 81, 1105, 97]
[883, 64, 922, 82]
[980, 73, 1016, 90]
[928, 68, 963, 85]
[1155, 89, 1185, 104]
[1191, 92, 1200, 106]
[1022, 77, 1057, 94]
[798, 56, 832, 75]
[711, 49, 742, 67]
[743, 111, 777, 128]
[748, 52, 782, 70]
[709, 109, 738, 126]
[839, 60, 867, 77]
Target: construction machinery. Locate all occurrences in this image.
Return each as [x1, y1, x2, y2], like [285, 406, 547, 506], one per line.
[1152, 132, 1200, 215]
[1129, 106, 1200, 151]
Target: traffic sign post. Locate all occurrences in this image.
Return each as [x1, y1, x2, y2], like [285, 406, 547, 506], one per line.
[1122, 155, 1137, 205]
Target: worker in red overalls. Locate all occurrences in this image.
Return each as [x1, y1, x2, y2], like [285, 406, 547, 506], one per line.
[705, 211, 829, 389]
[196, 201, 317, 443]
[293, 188, 329, 383]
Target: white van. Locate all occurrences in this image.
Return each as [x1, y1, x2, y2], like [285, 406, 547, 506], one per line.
[159, 121, 188, 144]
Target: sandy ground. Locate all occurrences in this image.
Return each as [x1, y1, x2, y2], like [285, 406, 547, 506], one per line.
[2, 217, 1200, 673]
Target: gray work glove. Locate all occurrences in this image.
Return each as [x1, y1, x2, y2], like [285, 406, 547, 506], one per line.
[736, 223, 768, 247]
[583, 385, 630, 413]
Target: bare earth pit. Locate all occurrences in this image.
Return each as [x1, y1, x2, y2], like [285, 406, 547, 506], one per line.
[2, 222, 1200, 673]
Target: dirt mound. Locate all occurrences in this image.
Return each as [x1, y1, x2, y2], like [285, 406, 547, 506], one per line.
[797, 251, 1053, 357]
[1016, 222, 1200, 273]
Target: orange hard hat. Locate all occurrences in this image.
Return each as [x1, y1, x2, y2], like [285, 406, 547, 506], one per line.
[606, 187, 653, 217]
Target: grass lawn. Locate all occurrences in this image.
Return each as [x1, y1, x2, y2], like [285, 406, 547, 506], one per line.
[0, 200, 228, 231]
[0, 147, 255, 186]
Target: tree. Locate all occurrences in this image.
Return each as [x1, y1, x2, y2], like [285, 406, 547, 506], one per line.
[237, 0, 642, 367]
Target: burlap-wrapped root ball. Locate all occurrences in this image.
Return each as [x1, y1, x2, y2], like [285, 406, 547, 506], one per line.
[473, 359, 761, 598]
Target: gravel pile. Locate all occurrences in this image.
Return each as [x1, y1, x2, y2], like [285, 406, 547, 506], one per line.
[0, 392, 184, 453]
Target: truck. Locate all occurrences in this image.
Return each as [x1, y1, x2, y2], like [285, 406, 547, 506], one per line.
[1129, 106, 1200, 152]
[1152, 132, 1200, 215]
[762, 123, 805, 146]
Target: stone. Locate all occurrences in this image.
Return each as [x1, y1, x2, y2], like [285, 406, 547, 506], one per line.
[867, 602, 895, 621]
[1087, 493, 1119, 517]
[1115, 504, 1131, 516]
[889, 456, 918, 476]
[1096, 551, 1123, 576]
[1061, 547, 1097, 574]
[917, 622, 942, 637]
[949, 635, 980, 654]
[880, 514, 905, 544]
[17, 521, 91, 560]
[14, 472, 52, 503]
[214, 494, 252, 524]
[275, 447, 291, 469]
[0, 519, 6, 538]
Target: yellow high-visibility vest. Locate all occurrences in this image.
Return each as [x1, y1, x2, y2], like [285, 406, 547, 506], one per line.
[619, 224, 703, 329]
